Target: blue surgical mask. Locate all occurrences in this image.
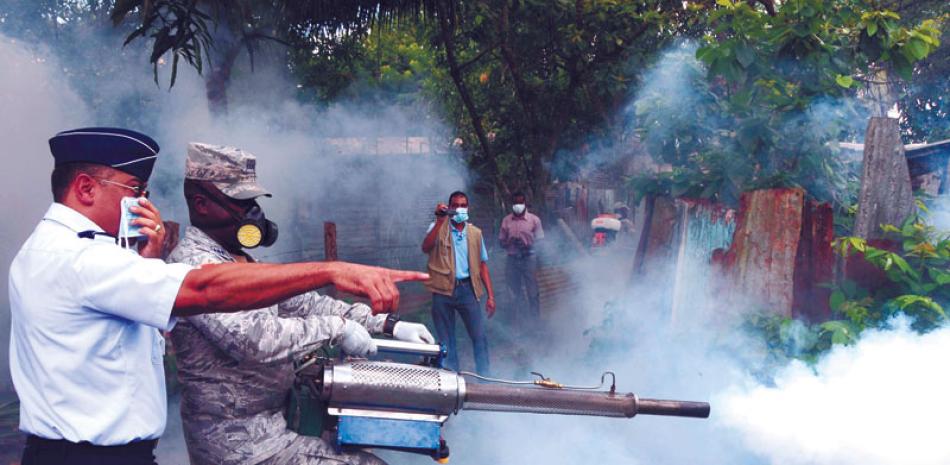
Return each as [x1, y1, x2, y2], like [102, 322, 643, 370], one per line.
[452, 207, 469, 224]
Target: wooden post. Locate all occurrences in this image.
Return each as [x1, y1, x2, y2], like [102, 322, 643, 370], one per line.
[853, 117, 915, 240]
[324, 222, 337, 261]
[632, 195, 656, 275]
[324, 222, 337, 297]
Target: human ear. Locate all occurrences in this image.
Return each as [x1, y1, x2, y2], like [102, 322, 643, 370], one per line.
[74, 173, 97, 206]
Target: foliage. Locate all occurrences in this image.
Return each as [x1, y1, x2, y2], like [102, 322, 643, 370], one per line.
[290, 23, 438, 111]
[630, 0, 941, 207]
[417, 0, 684, 202]
[746, 206, 950, 365]
[99, 0, 946, 206]
[109, 0, 442, 86]
[894, 3, 950, 142]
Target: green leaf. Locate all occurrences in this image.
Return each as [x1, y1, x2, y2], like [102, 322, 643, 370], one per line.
[716, 0, 734, 7]
[866, 21, 878, 37]
[881, 224, 901, 234]
[830, 290, 845, 311]
[906, 39, 929, 60]
[835, 74, 854, 88]
[931, 269, 950, 286]
[831, 330, 850, 345]
[696, 46, 717, 63]
[736, 44, 755, 68]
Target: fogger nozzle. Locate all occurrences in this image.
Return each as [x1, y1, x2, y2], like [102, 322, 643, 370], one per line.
[315, 361, 709, 420]
[462, 383, 710, 419]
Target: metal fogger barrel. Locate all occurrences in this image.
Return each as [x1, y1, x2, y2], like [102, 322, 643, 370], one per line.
[301, 341, 710, 462]
[463, 383, 710, 418]
[318, 360, 710, 419]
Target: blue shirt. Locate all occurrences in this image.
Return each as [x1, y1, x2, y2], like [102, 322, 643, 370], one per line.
[428, 222, 489, 279]
[8, 203, 193, 444]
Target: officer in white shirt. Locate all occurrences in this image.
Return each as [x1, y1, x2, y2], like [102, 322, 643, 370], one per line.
[9, 127, 429, 465]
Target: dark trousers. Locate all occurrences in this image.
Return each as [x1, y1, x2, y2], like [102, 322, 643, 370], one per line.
[431, 279, 491, 375]
[505, 254, 540, 322]
[22, 435, 158, 465]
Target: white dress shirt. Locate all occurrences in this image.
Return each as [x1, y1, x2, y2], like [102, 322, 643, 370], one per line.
[8, 203, 192, 445]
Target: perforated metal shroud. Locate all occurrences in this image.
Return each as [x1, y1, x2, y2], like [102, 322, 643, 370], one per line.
[322, 361, 464, 415]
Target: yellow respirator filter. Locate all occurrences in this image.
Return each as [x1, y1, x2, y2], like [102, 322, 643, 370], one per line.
[237, 224, 263, 248]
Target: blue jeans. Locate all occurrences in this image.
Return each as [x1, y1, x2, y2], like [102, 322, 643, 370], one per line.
[431, 280, 490, 375]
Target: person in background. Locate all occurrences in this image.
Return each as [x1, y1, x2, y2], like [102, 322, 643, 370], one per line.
[167, 142, 434, 465]
[9, 127, 427, 465]
[498, 191, 544, 324]
[613, 201, 635, 236]
[421, 191, 495, 375]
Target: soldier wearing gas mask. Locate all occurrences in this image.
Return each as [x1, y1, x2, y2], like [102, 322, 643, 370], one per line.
[167, 143, 434, 465]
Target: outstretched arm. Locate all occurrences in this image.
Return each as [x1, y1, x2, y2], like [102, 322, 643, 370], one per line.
[174, 261, 428, 316]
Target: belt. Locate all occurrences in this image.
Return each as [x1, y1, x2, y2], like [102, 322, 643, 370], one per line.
[455, 277, 472, 286]
[26, 434, 157, 454]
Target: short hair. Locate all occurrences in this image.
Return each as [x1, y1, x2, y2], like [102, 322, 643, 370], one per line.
[511, 191, 526, 201]
[448, 190, 468, 205]
[50, 162, 108, 202]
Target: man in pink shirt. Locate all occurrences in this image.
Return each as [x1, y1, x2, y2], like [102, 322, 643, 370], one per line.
[498, 192, 544, 323]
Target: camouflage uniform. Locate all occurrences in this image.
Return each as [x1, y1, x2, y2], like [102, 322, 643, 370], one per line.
[167, 226, 387, 465]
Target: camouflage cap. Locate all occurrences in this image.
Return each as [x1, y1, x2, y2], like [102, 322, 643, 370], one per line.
[185, 142, 272, 200]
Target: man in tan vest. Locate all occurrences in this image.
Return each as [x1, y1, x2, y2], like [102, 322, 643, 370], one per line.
[421, 191, 496, 374]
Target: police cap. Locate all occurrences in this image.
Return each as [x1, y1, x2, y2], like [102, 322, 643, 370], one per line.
[49, 127, 160, 181]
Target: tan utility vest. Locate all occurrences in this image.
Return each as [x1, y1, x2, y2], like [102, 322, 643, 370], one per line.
[425, 220, 485, 300]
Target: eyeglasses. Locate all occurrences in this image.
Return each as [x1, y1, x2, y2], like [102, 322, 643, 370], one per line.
[97, 178, 150, 198]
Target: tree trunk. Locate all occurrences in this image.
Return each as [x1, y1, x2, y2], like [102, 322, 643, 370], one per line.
[435, 0, 496, 171]
[853, 117, 914, 240]
[205, 41, 243, 116]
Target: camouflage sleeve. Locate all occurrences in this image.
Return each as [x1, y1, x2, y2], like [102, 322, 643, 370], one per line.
[185, 308, 349, 364]
[167, 232, 380, 362]
[278, 292, 386, 334]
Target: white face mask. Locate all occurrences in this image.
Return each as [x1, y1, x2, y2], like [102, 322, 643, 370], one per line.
[452, 207, 469, 224]
[119, 197, 144, 250]
[512, 204, 526, 215]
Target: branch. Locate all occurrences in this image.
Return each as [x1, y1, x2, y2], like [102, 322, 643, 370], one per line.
[457, 41, 500, 72]
[434, 0, 497, 173]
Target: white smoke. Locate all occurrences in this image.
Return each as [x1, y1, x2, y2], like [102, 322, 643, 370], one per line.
[0, 34, 91, 388]
[720, 317, 950, 465]
[1, 12, 947, 465]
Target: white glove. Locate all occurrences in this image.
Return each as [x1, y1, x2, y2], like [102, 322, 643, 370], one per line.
[339, 320, 377, 356]
[393, 322, 436, 344]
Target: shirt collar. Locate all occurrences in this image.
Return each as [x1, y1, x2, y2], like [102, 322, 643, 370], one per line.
[43, 202, 104, 234]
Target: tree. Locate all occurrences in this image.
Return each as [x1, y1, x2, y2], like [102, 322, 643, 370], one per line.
[109, 0, 444, 114]
[632, 0, 942, 207]
[415, 0, 690, 204]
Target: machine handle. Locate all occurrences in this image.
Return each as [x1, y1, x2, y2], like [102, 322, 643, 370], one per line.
[374, 339, 444, 358]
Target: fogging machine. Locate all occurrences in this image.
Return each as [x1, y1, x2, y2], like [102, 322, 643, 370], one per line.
[295, 339, 710, 462]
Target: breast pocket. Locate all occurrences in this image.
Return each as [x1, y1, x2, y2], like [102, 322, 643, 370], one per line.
[152, 332, 166, 365]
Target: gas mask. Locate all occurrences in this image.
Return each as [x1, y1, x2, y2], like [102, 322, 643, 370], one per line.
[235, 204, 279, 249]
[512, 204, 526, 215]
[452, 207, 469, 224]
